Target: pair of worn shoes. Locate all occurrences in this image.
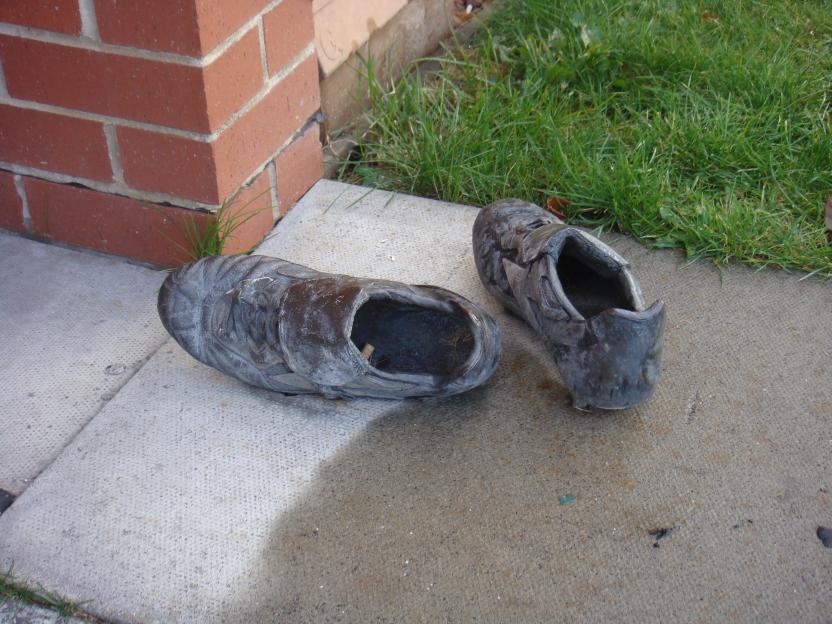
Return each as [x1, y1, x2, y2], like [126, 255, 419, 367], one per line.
[158, 200, 665, 409]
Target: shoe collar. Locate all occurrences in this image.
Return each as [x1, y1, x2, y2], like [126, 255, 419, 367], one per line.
[515, 222, 628, 270]
[508, 224, 648, 321]
[278, 277, 496, 391]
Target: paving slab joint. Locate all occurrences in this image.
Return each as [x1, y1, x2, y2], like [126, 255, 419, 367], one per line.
[17, 335, 170, 495]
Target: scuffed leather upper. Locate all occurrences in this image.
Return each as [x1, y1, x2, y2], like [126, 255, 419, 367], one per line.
[159, 254, 501, 399]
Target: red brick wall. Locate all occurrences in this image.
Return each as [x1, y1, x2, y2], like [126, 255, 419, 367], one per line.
[0, 0, 323, 266]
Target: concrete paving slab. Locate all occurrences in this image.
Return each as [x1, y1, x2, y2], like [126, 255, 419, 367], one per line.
[0, 597, 86, 624]
[258, 183, 497, 310]
[0, 181, 830, 623]
[0, 234, 168, 494]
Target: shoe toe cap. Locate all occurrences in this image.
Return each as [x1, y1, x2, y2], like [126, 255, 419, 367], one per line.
[157, 255, 265, 354]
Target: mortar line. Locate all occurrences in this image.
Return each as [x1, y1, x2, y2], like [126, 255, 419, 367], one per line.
[103, 124, 125, 184]
[78, 0, 101, 41]
[268, 160, 280, 219]
[0, 162, 219, 211]
[200, 0, 286, 66]
[207, 43, 315, 140]
[0, 22, 204, 66]
[233, 110, 321, 193]
[0, 122, 313, 213]
[0, 57, 7, 97]
[12, 174, 32, 232]
[257, 18, 270, 81]
[0, 95, 212, 141]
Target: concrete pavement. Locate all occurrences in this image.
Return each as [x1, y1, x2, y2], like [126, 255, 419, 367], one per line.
[0, 181, 830, 623]
[0, 234, 168, 495]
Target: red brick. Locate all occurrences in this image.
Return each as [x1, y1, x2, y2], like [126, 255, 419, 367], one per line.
[24, 177, 213, 267]
[95, 0, 268, 56]
[0, 32, 263, 133]
[214, 54, 320, 199]
[0, 1, 81, 35]
[262, 0, 315, 77]
[94, 0, 201, 56]
[195, 0, 270, 56]
[0, 104, 112, 181]
[0, 36, 209, 132]
[276, 124, 322, 213]
[117, 128, 218, 203]
[114, 53, 319, 204]
[0, 171, 25, 233]
[221, 168, 275, 255]
[203, 29, 264, 131]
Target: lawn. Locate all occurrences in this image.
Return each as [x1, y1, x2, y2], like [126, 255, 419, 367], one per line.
[349, 0, 832, 278]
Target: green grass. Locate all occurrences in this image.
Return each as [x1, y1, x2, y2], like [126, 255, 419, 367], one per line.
[1, 566, 85, 618]
[350, 0, 832, 278]
[172, 187, 272, 262]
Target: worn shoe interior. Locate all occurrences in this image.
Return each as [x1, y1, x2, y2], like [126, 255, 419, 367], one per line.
[351, 298, 475, 375]
[556, 238, 636, 318]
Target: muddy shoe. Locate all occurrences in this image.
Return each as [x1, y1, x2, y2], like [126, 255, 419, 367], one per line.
[158, 255, 501, 399]
[473, 199, 665, 410]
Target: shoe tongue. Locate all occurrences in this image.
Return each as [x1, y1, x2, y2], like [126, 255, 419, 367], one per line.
[278, 277, 368, 386]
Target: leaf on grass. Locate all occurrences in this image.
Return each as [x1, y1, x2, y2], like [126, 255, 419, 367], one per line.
[652, 236, 679, 249]
[701, 11, 720, 23]
[548, 26, 566, 46]
[659, 203, 679, 225]
[546, 196, 571, 219]
[494, 43, 513, 64]
[825, 196, 832, 243]
[580, 25, 602, 47]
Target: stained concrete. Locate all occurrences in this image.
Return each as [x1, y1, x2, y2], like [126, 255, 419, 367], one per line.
[0, 181, 830, 622]
[0, 233, 168, 494]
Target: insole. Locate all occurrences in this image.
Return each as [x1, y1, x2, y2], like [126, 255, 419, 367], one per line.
[351, 299, 474, 375]
[556, 239, 633, 317]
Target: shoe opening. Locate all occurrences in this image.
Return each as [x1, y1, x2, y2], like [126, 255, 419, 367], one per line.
[350, 298, 475, 376]
[556, 238, 636, 317]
